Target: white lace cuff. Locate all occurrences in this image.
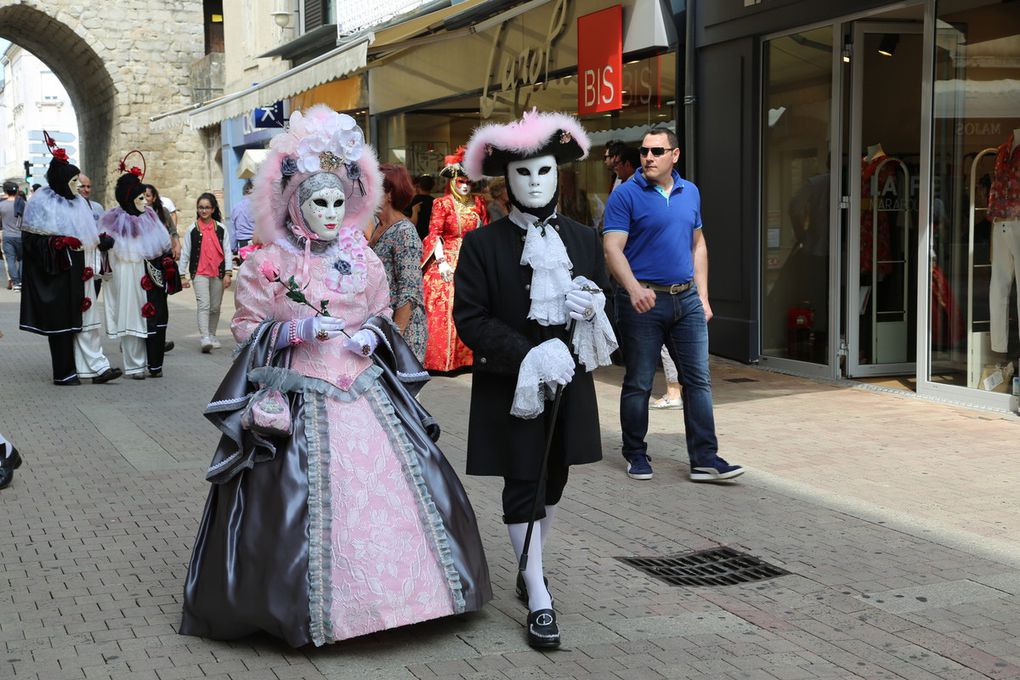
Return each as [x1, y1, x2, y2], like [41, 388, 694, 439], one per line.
[511, 339, 574, 419]
[572, 295, 618, 372]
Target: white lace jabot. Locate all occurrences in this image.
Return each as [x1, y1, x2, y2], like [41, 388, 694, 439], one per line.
[511, 207, 573, 327]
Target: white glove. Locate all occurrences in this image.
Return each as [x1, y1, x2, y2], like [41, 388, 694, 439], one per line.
[565, 289, 595, 321]
[343, 328, 378, 357]
[438, 260, 454, 282]
[298, 316, 346, 342]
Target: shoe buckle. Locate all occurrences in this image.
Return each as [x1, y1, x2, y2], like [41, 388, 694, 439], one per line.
[535, 612, 554, 626]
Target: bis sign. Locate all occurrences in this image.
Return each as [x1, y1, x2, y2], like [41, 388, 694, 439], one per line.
[577, 5, 623, 115]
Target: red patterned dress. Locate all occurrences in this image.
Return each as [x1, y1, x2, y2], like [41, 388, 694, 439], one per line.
[860, 155, 901, 277]
[421, 193, 488, 371]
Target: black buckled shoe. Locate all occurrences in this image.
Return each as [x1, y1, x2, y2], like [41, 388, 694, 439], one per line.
[164, 341, 175, 353]
[148, 370, 163, 378]
[526, 608, 560, 649]
[516, 572, 551, 607]
[92, 367, 123, 384]
[55, 377, 82, 386]
[0, 447, 22, 490]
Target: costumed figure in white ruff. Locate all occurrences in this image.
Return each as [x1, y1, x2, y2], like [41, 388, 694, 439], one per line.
[100, 152, 182, 379]
[180, 105, 491, 647]
[453, 110, 617, 649]
[19, 131, 122, 385]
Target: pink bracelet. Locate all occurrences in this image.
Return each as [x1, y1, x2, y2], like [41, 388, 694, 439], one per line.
[288, 321, 304, 345]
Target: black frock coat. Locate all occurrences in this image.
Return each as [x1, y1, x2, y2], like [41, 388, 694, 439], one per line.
[453, 214, 610, 480]
[19, 232, 85, 336]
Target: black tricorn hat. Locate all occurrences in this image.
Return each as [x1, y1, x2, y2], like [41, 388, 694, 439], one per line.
[463, 109, 591, 181]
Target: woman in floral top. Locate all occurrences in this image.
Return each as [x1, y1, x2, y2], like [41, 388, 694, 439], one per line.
[369, 163, 427, 362]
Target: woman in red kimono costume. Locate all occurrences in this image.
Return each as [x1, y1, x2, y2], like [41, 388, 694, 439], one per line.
[420, 148, 488, 372]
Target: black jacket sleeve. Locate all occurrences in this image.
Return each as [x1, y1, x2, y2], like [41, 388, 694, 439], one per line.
[453, 230, 533, 375]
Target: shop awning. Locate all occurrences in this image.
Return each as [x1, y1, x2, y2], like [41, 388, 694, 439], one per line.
[237, 149, 269, 179]
[149, 37, 369, 131]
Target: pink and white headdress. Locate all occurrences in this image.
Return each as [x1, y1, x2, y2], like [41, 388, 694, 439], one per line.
[252, 104, 383, 244]
[463, 108, 591, 181]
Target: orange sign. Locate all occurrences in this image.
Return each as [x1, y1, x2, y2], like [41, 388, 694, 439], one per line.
[577, 5, 623, 115]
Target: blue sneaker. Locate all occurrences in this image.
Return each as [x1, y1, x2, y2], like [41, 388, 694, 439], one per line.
[690, 457, 745, 482]
[626, 454, 653, 480]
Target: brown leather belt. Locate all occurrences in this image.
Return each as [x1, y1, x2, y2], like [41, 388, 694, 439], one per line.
[640, 280, 693, 294]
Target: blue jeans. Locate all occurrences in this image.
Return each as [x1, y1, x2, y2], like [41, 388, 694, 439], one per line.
[2, 238, 22, 286]
[615, 286, 719, 467]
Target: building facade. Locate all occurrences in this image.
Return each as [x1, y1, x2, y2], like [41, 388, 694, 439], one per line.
[691, 0, 1020, 410]
[0, 44, 79, 187]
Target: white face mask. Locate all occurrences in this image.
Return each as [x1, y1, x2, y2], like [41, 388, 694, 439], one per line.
[454, 177, 471, 197]
[300, 187, 346, 240]
[133, 193, 147, 213]
[507, 154, 557, 209]
[68, 174, 80, 195]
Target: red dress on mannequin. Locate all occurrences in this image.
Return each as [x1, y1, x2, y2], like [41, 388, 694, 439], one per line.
[421, 193, 487, 371]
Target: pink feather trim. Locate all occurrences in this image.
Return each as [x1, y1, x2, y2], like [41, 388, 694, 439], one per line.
[463, 109, 591, 180]
[251, 105, 383, 245]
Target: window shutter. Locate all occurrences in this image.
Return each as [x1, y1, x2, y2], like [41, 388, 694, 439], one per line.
[303, 0, 326, 31]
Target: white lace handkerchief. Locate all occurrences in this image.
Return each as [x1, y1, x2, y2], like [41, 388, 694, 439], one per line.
[511, 339, 575, 419]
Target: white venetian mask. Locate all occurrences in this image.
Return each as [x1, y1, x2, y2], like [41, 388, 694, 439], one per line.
[68, 174, 80, 195]
[300, 187, 346, 240]
[454, 177, 471, 197]
[507, 154, 557, 209]
[133, 192, 147, 213]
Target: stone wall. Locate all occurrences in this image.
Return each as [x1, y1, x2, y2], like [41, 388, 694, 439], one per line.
[0, 0, 220, 223]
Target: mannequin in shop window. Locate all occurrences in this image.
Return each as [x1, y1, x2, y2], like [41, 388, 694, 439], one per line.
[987, 128, 1020, 359]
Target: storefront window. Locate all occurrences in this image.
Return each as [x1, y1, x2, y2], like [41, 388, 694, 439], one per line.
[376, 53, 675, 230]
[931, 0, 1020, 392]
[760, 27, 833, 364]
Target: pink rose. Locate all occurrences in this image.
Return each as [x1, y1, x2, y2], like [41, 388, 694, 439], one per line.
[258, 259, 280, 282]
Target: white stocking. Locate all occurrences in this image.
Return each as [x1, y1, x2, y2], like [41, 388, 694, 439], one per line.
[539, 505, 557, 547]
[508, 522, 552, 612]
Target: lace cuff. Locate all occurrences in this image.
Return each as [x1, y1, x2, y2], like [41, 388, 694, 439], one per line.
[569, 284, 616, 371]
[511, 339, 574, 419]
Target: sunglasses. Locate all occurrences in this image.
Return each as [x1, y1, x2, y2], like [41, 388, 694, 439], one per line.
[639, 147, 675, 157]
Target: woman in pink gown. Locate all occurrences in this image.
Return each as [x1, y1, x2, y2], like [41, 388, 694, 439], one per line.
[180, 106, 491, 648]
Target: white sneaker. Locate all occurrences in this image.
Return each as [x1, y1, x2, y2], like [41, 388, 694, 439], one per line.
[201, 337, 213, 353]
[210, 337, 222, 349]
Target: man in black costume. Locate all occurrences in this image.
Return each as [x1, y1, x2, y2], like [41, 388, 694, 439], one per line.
[19, 134, 121, 385]
[454, 110, 617, 649]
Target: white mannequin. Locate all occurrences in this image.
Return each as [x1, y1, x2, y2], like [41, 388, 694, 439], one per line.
[989, 130, 1020, 354]
[300, 187, 346, 240]
[507, 154, 558, 209]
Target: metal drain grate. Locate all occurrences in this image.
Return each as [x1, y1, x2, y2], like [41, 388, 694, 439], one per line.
[725, 377, 759, 383]
[618, 547, 788, 587]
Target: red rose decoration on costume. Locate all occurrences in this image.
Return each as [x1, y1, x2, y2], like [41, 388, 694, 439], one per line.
[129, 166, 143, 177]
[51, 147, 69, 162]
[141, 302, 157, 318]
[82, 267, 94, 281]
[64, 237, 82, 250]
[140, 274, 155, 291]
[51, 236, 66, 250]
[81, 297, 92, 312]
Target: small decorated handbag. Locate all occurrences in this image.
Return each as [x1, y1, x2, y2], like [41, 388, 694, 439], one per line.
[240, 387, 292, 437]
[239, 322, 292, 438]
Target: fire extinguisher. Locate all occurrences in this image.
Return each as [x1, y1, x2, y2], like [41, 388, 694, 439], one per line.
[786, 302, 814, 359]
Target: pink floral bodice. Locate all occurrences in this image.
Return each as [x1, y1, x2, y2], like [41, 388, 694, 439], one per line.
[233, 241, 393, 390]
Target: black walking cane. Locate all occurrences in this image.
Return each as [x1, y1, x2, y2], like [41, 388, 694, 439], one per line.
[518, 318, 580, 573]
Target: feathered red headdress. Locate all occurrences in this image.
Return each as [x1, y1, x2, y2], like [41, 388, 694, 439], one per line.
[116, 150, 146, 179]
[43, 130, 69, 163]
[440, 146, 468, 179]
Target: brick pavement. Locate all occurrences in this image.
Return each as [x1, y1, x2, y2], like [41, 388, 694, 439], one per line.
[2, 284, 1020, 680]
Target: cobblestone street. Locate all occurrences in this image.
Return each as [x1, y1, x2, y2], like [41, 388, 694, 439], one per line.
[2, 286, 1020, 680]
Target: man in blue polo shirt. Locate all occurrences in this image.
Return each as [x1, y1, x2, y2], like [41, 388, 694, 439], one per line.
[603, 127, 744, 483]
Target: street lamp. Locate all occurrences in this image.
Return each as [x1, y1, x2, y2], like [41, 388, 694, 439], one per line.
[272, 10, 295, 28]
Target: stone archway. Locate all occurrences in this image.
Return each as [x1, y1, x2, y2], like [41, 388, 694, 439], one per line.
[0, 1, 214, 211]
